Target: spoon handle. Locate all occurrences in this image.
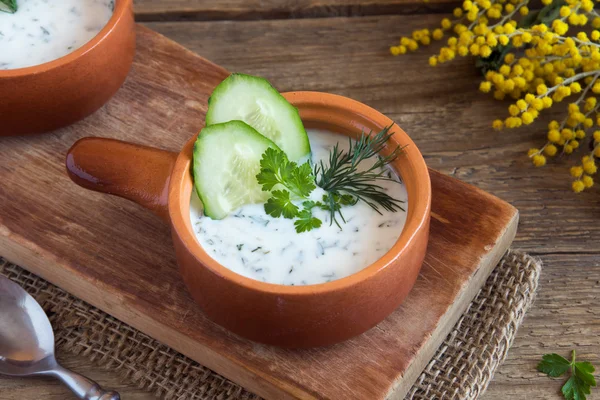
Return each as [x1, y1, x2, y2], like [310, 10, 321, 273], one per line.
[48, 365, 120, 400]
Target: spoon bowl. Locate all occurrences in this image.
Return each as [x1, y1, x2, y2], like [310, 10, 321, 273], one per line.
[0, 275, 120, 399]
[0, 276, 55, 376]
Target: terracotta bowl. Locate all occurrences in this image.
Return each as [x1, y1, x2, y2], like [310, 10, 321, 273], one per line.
[0, 0, 135, 136]
[66, 92, 432, 347]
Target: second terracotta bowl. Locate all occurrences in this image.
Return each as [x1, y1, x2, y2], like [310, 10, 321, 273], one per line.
[0, 0, 135, 136]
[66, 92, 431, 347]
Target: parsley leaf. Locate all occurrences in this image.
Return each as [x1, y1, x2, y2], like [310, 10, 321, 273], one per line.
[302, 200, 317, 209]
[255, 138, 399, 234]
[574, 362, 597, 388]
[294, 209, 322, 233]
[264, 190, 299, 219]
[254, 128, 406, 234]
[256, 149, 322, 232]
[538, 351, 596, 400]
[338, 193, 358, 206]
[538, 354, 572, 377]
[256, 148, 289, 191]
[562, 375, 591, 400]
[288, 162, 316, 197]
[256, 148, 315, 198]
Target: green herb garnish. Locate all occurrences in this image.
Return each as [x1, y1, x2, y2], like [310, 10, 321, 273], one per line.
[256, 148, 319, 230]
[537, 351, 597, 400]
[0, 0, 17, 13]
[314, 125, 406, 226]
[294, 206, 323, 233]
[256, 148, 315, 198]
[264, 190, 300, 219]
[255, 127, 405, 233]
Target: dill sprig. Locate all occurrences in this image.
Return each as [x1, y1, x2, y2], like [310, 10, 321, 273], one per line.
[255, 126, 406, 233]
[314, 125, 406, 226]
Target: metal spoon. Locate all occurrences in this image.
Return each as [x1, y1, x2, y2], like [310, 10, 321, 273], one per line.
[0, 275, 120, 399]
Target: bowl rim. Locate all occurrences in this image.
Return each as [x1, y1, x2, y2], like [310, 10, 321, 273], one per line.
[168, 91, 432, 295]
[0, 0, 131, 77]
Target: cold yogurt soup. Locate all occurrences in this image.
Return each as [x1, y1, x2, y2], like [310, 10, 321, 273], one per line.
[190, 129, 408, 286]
[0, 0, 114, 70]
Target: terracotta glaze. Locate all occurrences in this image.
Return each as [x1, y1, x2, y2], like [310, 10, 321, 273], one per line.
[66, 92, 432, 347]
[0, 0, 135, 136]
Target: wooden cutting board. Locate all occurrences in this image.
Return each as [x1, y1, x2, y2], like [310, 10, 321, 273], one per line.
[0, 26, 518, 400]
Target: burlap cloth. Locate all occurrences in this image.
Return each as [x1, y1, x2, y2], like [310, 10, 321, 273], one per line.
[0, 249, 541, 400]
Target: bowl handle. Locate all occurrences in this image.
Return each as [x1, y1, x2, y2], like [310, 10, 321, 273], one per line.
[66, 138, 178, 222]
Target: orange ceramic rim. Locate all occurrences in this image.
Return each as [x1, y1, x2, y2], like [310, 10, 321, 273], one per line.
[0, 0, 130, 78]
[168, 91, 432, 296]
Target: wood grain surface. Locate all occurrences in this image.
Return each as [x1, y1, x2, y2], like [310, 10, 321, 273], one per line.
[0, 25, 518, 400]
[0, 7, 598, 400]
[133, 0, 456, 21]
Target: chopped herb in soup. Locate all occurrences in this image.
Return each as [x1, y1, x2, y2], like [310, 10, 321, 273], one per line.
[190, 129, 408, 286]
[0, 0, 114, 70]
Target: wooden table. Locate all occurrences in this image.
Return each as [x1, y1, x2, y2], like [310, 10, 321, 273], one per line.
[2, 1, 599, 399]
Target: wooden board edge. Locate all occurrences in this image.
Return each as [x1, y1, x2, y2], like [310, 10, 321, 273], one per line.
[135, 24, 229, 76]
[0, 207, 520, 400]
[0, 231, 313, 400]
[0, 166, 520, 400]
[385, 209, 520, 399]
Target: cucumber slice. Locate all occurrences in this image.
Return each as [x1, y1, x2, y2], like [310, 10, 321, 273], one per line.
[206, 73, 311, 161]
[193, 121, 281, 219]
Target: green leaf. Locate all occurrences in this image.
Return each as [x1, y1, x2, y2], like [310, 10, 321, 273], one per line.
[519, 9, 541, 29]
[256, 148, 288, 191]
[535, 0, 565, 26]
[475, 0, 566, 74]
[255, 170, 281, 191]
[337, 193, 358, 206]
[264, 190, 299, 219]
[302, 200, 317, 209]
[562, 375, 591, 400]
[256, 148, 315, 198]
[319, 194, 339, 211]
[538, 354, 571, 377]
[294, 209, 322, 233]
[475, 44, 509, 74]
[0, 0, 17, 13]
[574, 362, 597, 388]
[288, 162, 316, 197]
[539, 352, 596, 400]
[257, 127, 403, 232]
